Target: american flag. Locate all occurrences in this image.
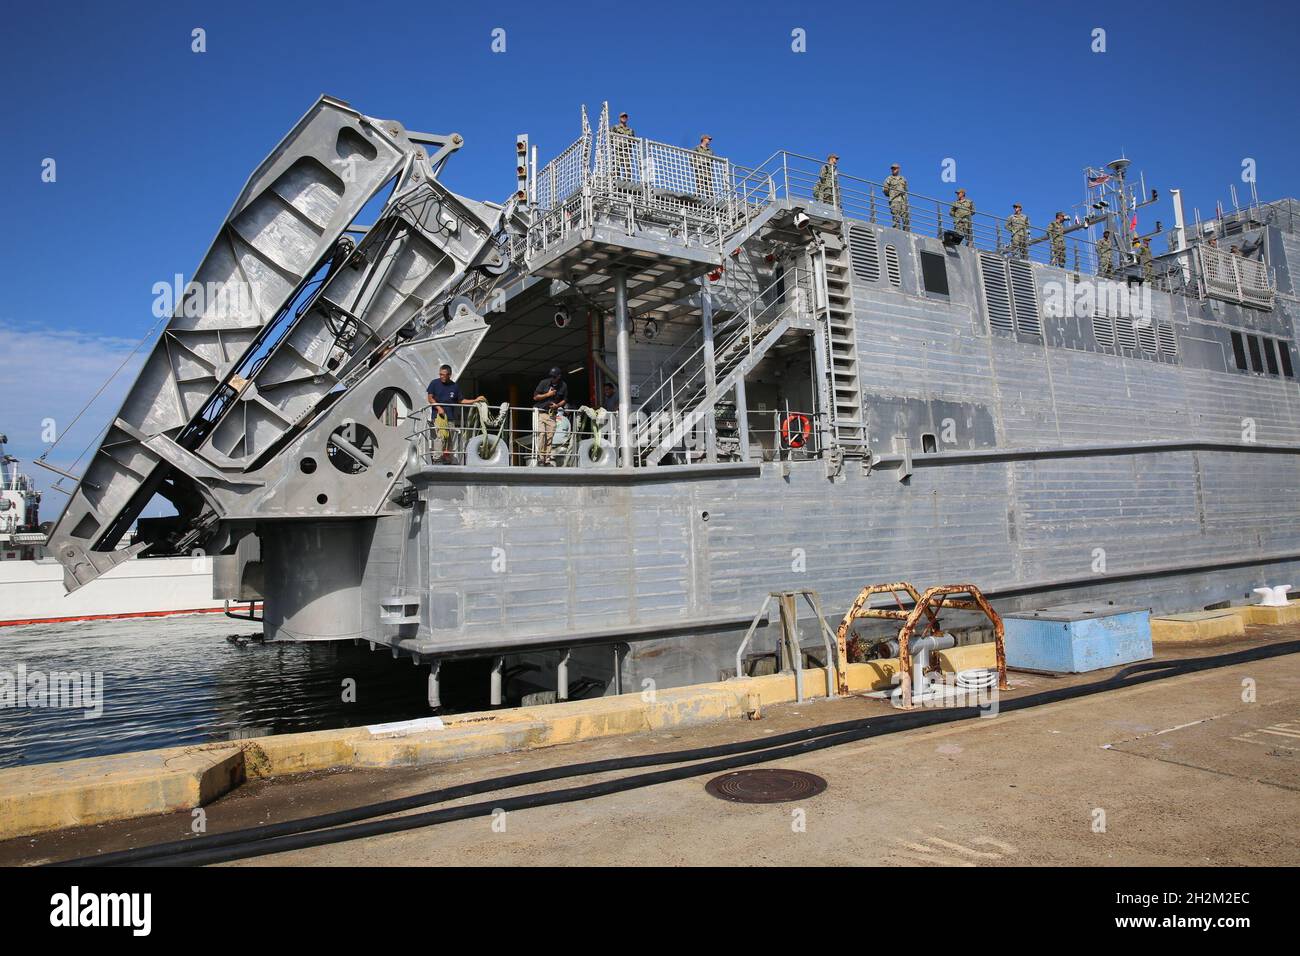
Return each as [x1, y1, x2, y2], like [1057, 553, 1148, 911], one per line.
[1088, 172, 1111, 187]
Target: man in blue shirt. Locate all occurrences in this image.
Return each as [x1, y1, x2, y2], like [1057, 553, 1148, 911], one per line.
[532, 366, 568, 465]
[426, 364, 483, 463]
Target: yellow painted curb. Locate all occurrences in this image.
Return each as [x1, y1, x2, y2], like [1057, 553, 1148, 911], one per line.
[1225, 604, 1300, 626]
[1151, 611, 1245, 644]
[0, 746, 244, 841]
[935, 643, 998, 674]
[0, 662, 898, 840]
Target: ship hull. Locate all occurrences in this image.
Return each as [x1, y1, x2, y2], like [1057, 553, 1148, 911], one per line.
[0, 557, 221, 627]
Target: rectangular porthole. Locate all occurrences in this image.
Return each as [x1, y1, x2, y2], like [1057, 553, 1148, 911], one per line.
[920, 251, 949, 295]
[1280, 342, 1295, 378]
[1247, 335, 1264, 373]
[1264, 338, 1280, 375]
[1230, 331, 1248, 371]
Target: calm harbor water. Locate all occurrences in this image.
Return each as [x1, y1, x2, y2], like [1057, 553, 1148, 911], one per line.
[0, 614, 491, 768]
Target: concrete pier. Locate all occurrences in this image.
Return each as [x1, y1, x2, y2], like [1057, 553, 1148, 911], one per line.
[1, 628, 1297, 866]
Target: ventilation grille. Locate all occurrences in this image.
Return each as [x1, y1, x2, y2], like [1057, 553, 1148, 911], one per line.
[1114, 315, 1137, 351]
[884, 244, 902, 287]
[1008, 260, 1041, 337]
[1092, 314, 1115, 349]
[1136, 319, 1158, 354]
[847, 225, 880, 282]
[1157, 321, 1178, 356]
[979, 253, 1013, 333]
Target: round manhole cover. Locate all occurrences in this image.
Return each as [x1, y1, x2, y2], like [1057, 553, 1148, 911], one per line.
[704, 769, 827, 804]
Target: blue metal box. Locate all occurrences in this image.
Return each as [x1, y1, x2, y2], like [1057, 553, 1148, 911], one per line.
[1003, 604, 1153, 673]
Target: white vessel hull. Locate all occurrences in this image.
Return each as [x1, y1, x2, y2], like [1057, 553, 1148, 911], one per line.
[0, 556, 223, 626]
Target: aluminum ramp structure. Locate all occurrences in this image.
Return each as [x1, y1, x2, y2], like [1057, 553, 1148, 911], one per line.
[47, 96, 503, 591]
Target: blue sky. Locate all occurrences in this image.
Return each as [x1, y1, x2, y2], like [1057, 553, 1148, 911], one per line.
[2, 0, 1298, 497]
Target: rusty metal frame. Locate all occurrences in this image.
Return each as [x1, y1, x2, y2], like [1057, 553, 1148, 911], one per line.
[835, 581, 1007, 708]
[834, 582, 940, 693]
[896, 584, 1008, 709]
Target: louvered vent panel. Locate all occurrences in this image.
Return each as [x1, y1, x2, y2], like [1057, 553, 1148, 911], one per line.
[847, 224, 880, 282]
[1136, 319, 1158, 353]
[979, 253, 1013, 334]
[1157, 321, 1178, 356]
[1092, 314, 1115, 349]
[1114, 315, 1138, 351]
[1008, 260, 1041, 336]
[884, 244, 902, 287]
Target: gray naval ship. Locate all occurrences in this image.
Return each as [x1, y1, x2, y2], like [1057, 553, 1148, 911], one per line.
[46, 95, 1297, 706]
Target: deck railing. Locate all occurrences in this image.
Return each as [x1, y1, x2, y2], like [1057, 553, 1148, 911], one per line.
[404, 399, 825, 470]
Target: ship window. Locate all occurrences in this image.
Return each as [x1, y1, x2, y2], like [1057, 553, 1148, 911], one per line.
[921, 433, 937, 453]
[1230, 331, 1248, 371]
[1247, 335, 1264, 373]
[1264, 338, 1280, 375]
[920, 251, 949, 296]
[1280, 342, 1295, 378]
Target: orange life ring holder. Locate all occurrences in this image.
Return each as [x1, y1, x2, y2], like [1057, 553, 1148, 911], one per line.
[780, 413, 812, 449]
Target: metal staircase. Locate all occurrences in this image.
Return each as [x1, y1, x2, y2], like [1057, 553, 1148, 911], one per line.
[634, 269, 814, 465]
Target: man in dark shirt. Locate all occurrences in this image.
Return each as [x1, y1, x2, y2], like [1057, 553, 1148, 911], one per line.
[601, 381, 619, 413]
[426, 364, 483, 463]
[532, 366, 567, 465]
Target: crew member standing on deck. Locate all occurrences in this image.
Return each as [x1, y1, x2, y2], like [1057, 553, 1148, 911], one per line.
[692, 134, 715, 198]
[1006, 203, 1029, 258]
[950, 188, 974, 244]
[1139, 237, 1155, 282]
[1097, 229, 1114, 278]
[883, 164, 910, 231]
[813, 153, 840, 207]
[1048, 211, 1067, 267]
[532, 366, 569, 466]
[611, 111, 636, 181]
[426, 364, 484, 464]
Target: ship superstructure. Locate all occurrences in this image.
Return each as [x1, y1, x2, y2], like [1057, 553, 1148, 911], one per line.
[44, 96, 1300, 704]
[0, 434, 44, 561]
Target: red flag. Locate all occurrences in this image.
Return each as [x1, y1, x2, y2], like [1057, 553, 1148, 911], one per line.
[1129, 214, 1138, 232]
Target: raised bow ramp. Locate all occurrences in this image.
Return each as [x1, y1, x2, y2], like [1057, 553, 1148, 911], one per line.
[48, 97, 500, 591]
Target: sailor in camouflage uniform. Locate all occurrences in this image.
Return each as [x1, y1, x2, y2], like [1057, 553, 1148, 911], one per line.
[1006, 203, 1029, 258]
[692, 134, 715, 198]
[1047, 211, 1067, 267]
[813, 153, 840, 206]
[883, 163, 909, 231]
[950, 188, 974, 244]
[1097, 229, 1114, 277]
[611, 111, 636, 181]
[1138, 237, 1155, 282]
